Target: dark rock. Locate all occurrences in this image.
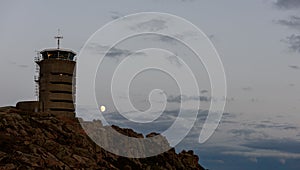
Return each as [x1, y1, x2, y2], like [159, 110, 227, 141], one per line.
[0, 107, 205, 170]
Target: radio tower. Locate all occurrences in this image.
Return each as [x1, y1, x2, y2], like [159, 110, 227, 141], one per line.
[17, 30, 77, 117]
[36, 30, 77, 117]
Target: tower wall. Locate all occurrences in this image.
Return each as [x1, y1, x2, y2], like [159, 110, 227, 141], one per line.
[38, 59, 76, 116]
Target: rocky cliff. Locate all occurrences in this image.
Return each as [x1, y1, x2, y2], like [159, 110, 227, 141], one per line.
[0, 107, 205, 170]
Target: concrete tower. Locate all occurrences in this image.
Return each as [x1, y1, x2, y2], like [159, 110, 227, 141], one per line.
[16, 31, 77, 117]
[36, 32, 77, 117]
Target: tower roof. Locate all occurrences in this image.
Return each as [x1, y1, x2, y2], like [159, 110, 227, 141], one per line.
[40, 48, 76, 61]
[40, 48, 76, 55]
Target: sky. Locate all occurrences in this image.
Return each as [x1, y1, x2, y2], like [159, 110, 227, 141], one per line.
[1, 0, 300, 169]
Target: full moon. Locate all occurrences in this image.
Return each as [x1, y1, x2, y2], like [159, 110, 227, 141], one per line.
[100, 105, 106, 112]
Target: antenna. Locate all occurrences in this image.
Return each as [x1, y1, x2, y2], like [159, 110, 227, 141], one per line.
[54, 29, 63, 49]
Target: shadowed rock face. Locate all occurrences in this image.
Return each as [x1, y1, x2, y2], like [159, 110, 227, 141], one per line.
[0, 107, 205, 170]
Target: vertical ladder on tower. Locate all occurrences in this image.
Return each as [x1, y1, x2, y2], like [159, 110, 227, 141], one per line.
[34, 51, 40, 99]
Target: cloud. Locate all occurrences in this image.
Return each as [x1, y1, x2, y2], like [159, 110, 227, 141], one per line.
[167, 95, 211, 103]
[253, 121, 298, 130]
[131, 19, 168, 32]
[242, 87, 252, 91]
[205, 159, 225, 164]
[242, 139, 300, 154]
[18, 64, 29, 68]
[100, 108, 216, 136]
[221, 138, 300, 164]
[289, 83, 295, 87]
[222, 149, 300, 159]
[274, 0, 300, 9]
[282, 34, 300, 53]
[166, 55, 183, 67]
[101, 108, 220, 129]
[279, 158, 286, 164]
[277, 16, 300, 30]
[248, 157, 258, 163]
[110, 11, 122, 20]
[250, 98, 258, 103]
[166, 95, 182, 103]
[157, 35, 177, 44]
[167, 95, 235, 104]
[289, 65, 300, 70]
[87, 43, 146, 60]
[200, 90, 209, 94]
[230, 129, 257, 137]
[173, 31, 198, 40]
[208, 34, 215, 40]
[105, 47, 132, 58]
[102, 110, 177, 134]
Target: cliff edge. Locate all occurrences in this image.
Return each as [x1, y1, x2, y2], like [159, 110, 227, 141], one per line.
[0, 107, 205, 170]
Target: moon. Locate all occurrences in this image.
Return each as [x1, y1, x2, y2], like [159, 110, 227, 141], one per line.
[100, 105, 106, 112]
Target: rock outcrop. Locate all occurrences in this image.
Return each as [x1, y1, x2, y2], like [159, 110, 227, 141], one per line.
[0, 107, 205, 170]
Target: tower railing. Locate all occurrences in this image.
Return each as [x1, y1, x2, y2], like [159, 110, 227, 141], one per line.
[34, 51, 41, 99]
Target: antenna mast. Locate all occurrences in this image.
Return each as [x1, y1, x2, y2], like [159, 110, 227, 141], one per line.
[54, 29, 63, 49]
